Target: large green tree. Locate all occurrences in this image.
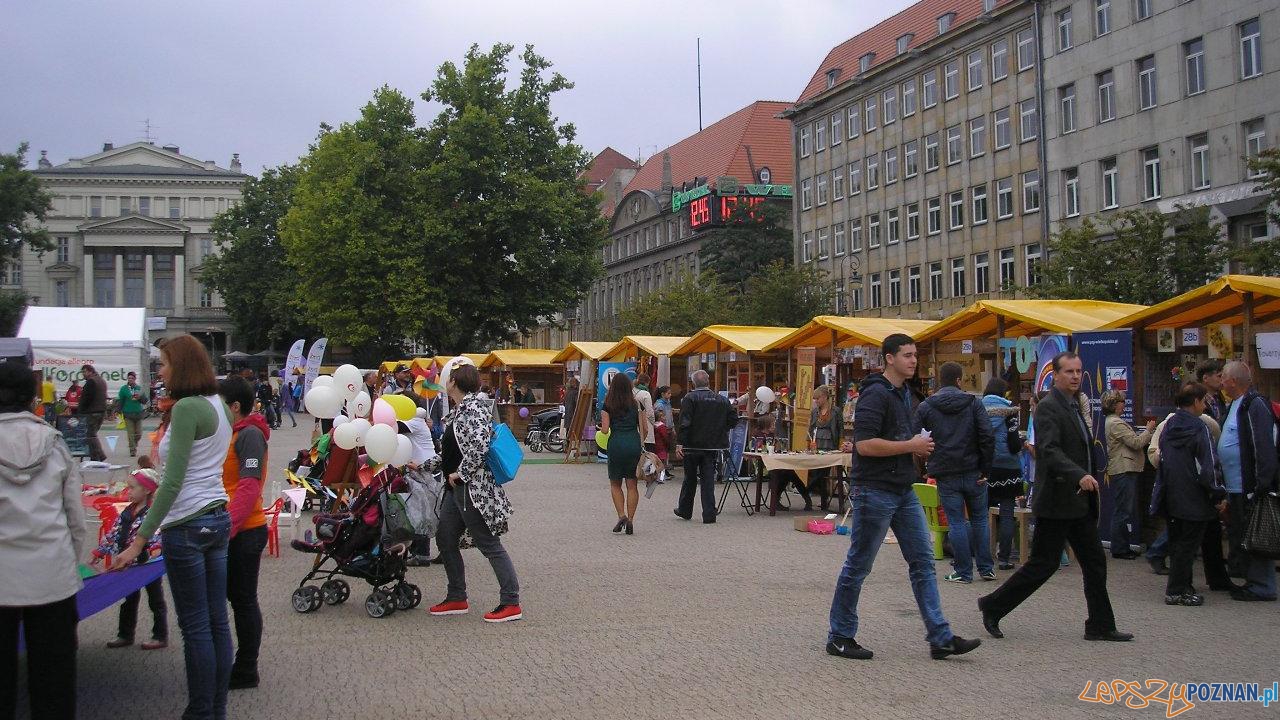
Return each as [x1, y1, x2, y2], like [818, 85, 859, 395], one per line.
[0, 289, 28, 336]
[0, 143, 53, 263]
[738, 260, 836, 327]
[1241, 148, 1280, 275]
[618, 272, 737, 336]
[698, 201, 792, 293]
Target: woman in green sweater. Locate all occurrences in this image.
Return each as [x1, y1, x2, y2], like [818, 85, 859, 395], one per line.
[113, 335, 234, 720]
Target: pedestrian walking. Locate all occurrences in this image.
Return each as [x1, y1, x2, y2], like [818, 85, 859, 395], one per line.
[633, 373, 657, 451]
[603, 372, 649, 535]
[1101, 390, 1155, 559]
[79, 363, 109, 461]
[674, 370, 736, 524]
[118, 371, 149, 458]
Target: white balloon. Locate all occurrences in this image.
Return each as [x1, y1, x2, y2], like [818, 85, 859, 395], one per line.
[755, 386, 777, 404]
[391, 434, 413, 467]
[332, 414, 350, 427]
[333, 422, 361, 450]
[304, 386, 342, 418]
[348, 418, 372, 445]
[439, 355, 476, 393]
[312, 375, 334, 388]
[348, 391, 372, 418]
[333, 364, 363, 400]
[364, 424, 398, 464]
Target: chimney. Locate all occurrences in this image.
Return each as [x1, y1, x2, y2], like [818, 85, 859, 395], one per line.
[162, 144, 180, 154]
[230, 153, 241, 173]
[37, 150, 51, 169]
[612, 179, 623, 210]
[661, 152, 673, 192]
[102, 142, 114, 152]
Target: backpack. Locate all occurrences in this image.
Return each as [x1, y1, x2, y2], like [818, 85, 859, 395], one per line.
[1239, 393, 1280, 488]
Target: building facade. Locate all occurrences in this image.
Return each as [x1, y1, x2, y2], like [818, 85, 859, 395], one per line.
[1040, 0, 1277, 249]
[13, 142, 247, 354]
[788, 0, 1044, 321]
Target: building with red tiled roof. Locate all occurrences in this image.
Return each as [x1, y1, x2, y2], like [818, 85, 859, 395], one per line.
[580, 147, 639, 218]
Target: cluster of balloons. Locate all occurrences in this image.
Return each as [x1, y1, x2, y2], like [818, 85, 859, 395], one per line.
[303, 364, 420, 466]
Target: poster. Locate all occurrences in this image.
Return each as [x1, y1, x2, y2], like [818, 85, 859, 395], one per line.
[1034, 335, 1069, 394]
[1074, 329, 1136, 545]
[597, 362, 637, 410]
[791, 347, 816, 449]
[1258, 332, 1280, 369]
[284, 338, 306, 375]
[302, 338, 328, 395]
[935, 354, 982, 392]
[1156, 328, 1176, 353]
[1206, 324, 1233, 359]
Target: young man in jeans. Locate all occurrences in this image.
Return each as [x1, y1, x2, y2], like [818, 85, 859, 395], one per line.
[826, 334, 981, 661]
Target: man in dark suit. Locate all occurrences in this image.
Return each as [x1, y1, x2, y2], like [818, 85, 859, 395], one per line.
[977, 351, 1133, 642]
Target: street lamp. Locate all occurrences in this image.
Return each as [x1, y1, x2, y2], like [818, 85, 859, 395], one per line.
[843, 255, 863, 315]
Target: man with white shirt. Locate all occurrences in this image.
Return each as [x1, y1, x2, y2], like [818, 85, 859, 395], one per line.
[1218, 361, 1277, 602]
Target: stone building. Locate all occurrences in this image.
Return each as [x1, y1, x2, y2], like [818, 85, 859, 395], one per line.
[11, 141, 247, 355]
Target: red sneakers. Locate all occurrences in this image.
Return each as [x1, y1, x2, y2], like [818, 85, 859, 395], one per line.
[483, 604, 523, 623]
[428, 599, 469, 616]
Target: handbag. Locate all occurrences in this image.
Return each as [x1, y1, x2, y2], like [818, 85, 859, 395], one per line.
[1005, 415, 1023, 455]
[487, 422, 524, 486]
[1242, 493, 1280, 560]
[636, 451, 664, 484]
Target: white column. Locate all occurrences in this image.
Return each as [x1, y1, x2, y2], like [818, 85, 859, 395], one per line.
[83, 253, 93, 305]
[114, 252, 124, 307]
[174, 253, 186, 312]
[144, 253, 154, 309]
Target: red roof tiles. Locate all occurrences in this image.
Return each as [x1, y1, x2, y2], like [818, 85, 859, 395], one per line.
[580, 147, 639, 191]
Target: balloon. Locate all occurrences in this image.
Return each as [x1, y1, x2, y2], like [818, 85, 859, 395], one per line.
[439, 355, 476, 392]
[348, 391, 372, 418]
[415, 407, 426, 418]
[348, 418, 372, 445]
[333, 422, 361, 450]
[332, 414, 350, 427]
[312, 376, 334, 388]
[371, 398, 397, 427]
[304, 386, 342, 418]
[333, 364, 362, 400]
[364, 424, 398, 464]
[518, 406, 529, 418]
[596, 428, 611, 450]
[382, 393, 416, 421]
[755, 386, 777, 404]
[391, 435, 413, 467]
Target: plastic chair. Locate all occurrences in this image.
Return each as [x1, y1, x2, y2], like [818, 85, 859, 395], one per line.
[912, 483, 946, 560]
[262, 498, 284, 558]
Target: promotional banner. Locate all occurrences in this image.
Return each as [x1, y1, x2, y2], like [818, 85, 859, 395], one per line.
[1259, 332, 1280, 369]
[597, 362, 637, 410]
[1033, 335, 1069, 394]
[1074, 329, 1135, 546]
[303, 338, 328, 395]
[284, 338, 306, 377]
[34, 346, 145, 395]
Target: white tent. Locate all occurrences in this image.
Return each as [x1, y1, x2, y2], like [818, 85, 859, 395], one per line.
[18, 307, 149, 394]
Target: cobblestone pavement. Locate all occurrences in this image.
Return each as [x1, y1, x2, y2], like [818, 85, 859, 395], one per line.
[57, 418, 1279, 719]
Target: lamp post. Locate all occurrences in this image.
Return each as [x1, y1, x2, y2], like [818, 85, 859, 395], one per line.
[843, 255, 863, 315]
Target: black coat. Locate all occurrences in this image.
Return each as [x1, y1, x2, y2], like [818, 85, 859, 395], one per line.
[1150, 409, 1222, 521]
[1030, 387, 1096, 520]
[678, 388, 736, 450]
[916, 385, 994, 479]
[851, 373, 921, 493]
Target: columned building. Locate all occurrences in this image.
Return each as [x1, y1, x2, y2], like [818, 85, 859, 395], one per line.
[15, 142, 247, 356]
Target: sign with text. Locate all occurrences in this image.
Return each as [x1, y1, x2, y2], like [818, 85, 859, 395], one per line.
[597, 362, 637, 410]
[1258, 332, 1280, 369]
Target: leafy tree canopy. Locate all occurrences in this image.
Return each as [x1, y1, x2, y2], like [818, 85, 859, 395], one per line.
[0, 143, 53, 263]
[618, 272, 737, 336]
[1241, 148, 1280, 275]
[739, 260, 837, 328]
[698, 201, 792, 293]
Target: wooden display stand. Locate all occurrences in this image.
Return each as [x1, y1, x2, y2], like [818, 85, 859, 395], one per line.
[563, 387, 594, 463]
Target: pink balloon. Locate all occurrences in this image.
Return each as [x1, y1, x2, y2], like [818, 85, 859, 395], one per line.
[371, 398, 397, 427]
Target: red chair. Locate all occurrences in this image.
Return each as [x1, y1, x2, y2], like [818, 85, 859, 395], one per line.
[262, 498, 284, 558]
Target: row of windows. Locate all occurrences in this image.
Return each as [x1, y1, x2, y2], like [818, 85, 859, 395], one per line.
[587, 253, 700, 319]
[800, 27, 1037, 158]
[605, 217, 687, 265]
[800, 171, 1041, 262]
[48, 237, 215, 265]
[834, 245, 1043, 312]
[51, 194, 233, 221]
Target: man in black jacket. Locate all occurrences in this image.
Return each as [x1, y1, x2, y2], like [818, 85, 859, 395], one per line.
[826, 334, 981, 661]
[918, 362, 995, 583]
[675, 370, 736, 524]
[79, 363, 108, 461]
[978, 351, 1132, 642]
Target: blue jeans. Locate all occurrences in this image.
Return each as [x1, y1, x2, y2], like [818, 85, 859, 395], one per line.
[1146, 530, 1168, 561]
[937, 473, 993, 579]
[162, 508, 233, 720]
[828, 485, 954, 647]
[1109, 472, 1138, 556]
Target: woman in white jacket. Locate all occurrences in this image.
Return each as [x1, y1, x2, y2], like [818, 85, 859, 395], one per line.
[0, 361, 86, 720]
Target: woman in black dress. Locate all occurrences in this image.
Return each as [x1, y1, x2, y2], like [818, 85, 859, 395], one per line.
[602, 373, 649, 535]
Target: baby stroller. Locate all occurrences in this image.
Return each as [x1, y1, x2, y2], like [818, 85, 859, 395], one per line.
[289, 470, 421, 618]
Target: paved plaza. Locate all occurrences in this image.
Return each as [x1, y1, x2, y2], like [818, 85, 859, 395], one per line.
[57, 418, 1278, 719]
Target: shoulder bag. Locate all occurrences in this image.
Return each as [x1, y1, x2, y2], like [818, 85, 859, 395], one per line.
[487, 422, 524, 486]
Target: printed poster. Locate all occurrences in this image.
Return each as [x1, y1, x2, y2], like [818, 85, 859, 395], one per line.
[1074, 329, 1136, 546]
[597, 362, 637, 410]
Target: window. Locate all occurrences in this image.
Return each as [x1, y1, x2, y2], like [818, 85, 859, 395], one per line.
[55, 280, 69, 306]
[89, 196, 102, 218]
[870, 273, 882, 309]
[889, 270, 902, 306]
[1185, 38, 1206, 95]
[0, 259, 20, 286]
[907, 203, 920, 239]
[848, 106, 861, 139]
[849, 160, 863, 194]
[925, 133, 940, 171]
[938, 12, 955, 34]
[888, 209, 901, 244]
[983, 0, 996, 11]
[826, 69, 839, 90]
[94, 277, 114, 307]
[884, 148, 899, 184]
[1135, 0, 1152, 21]
[1249, 223, 1270, 243]
[138, 197, 150, 217]
[992, 38, 1009, 81]
[902, 79, 917, 116]
[930, 262, 944, 299]
[993, 107, 1011, 149]
[908, 266, 922, 303]
[972, 184, 989, 224]
[897, 33, 913, 55]
[168, 197, 180, 219]
[865, 96, 878, 131]
[1017, 29, 1036, 71]
[801, 178, 813, 209]
[850, 218, 863, 251]
[817, 173, 829, 205]
[802, 232, 813, 262]
[1097, 70, 1115, 123]
[975, 253, 990, 294]
[997, 177, 1014, 218]
[946, 125, 963, 164]
[118, 196, 131, 216]
[124, 276, 145, 307]
[834, 223, 847, 255]
[125, 252, 144, 272]
[816, 119, 827, 151]
[1025, 243, 1043, 285]
[923, 69, 938, 107]
[1022, 170, 1041, 212]
[1240, 19, 1262, 79]
[833, 169, 845, 200]
[852, 286, 864, 312]
[56, 236, 69, 263]
[817, 227, 830, 258]
[800, 126, 811, 157]
[1019, 99, 1038, 141]
[999, 248, 1016, 288]
[905, 140, 919, 177]
[1245, 119, 1267, 178]
[866, 154, 880, 189]
[1142, 146, 1162, 199]
[944, 60, 960, 100]
[970, 117, 987, 157]
[1060, 84, 1077, 133]
[951, 258, 967, 297]
[860, 52, 875, 74]
[1095, 0, 1111, 37]
[1190, 135, 1210, 190]
[949, 191, 965, 229]
[154, 252, 173, 271]
[1057, 9, 1074, 51]
[1102, 157, 1119, 208]
[831, 112, 843, 145]
[1064, 167, 1080, 217]
[883, 87, 898, 124]
[927, 197, 942, 235]
[93, 252, 113, 270]
[1137, 56, 1157, 110]
[199, 284, 214, 309]
[868, 214, 882, 247]
[967, 50, 985, 91]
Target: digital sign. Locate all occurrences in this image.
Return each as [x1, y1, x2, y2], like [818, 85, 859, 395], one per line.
[688, 194, 767, 232]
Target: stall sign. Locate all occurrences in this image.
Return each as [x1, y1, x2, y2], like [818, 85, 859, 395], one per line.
[1180, 328, 1201, 346]
[597, 362, 637, 410]
[1258, 332, 1280, 369]
[936, 354, 982, 392]
[961, 340, 974, 355]
[998, 335, 1040, 374]
[1206, 324, 1233, 359]
[1075, 330, 1134, 425]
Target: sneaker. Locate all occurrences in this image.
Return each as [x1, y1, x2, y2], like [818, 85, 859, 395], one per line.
[825, 636, 873, 660]
[1230, 587, 1276, 602]
[998, 562, 1015, 570]
[979, 570, 997, 581]
[1163, 593, 1204, 607]
[428, 599, 470, 616]
[105, 637, 132, 649]
[943, 572, 972, 584]
[483, 604, 523, 623]
[405, 554, 432, 567]
[140, 639, 167, 650]
[930, 635, 981, 660]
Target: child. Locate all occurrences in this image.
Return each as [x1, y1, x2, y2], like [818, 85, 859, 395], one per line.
[91, 464, 167, 650]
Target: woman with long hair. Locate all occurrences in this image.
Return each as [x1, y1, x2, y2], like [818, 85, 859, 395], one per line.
[112, 334, 234, 719]
[602, 372, 649, 534]
[982, 377, 1023, 569]
[805, 385, 841, 511]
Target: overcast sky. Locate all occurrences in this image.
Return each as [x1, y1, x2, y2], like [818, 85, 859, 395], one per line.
[2, 0, 914, 174]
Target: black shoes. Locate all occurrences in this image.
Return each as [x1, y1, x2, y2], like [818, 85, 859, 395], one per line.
[1112, 551, 1139, 560]
[930, 635, 981, 660]
[1164, 593, 1204, 607]
[997, 562, 1015, 570]
[1084, 630, 1135, 642]
[1230, 587, 1276, 602]
[1208, 581, 1241, 592]
[673, 509, 691, 521]
[825, 636, 874, 660]
[405, 554, 432, 567]
[702, 517, 716, 524]
[228, 668, 259, 690]
[625, 518, 634, 535]
[978, 599, 1004, 639]
[1148, 557, 1169, 575]
[612, 517, 627, 533]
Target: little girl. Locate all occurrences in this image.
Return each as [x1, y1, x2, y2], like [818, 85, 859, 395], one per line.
[91, 462, 167, 650]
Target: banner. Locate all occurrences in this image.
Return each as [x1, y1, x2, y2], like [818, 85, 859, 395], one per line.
[1033, 335, 1069, 394]
[303, 338, 328, 396]
[791, 347, 816, 450]
[284, 338, 306, 377]
[33, 346, 145, 395]
[1074, 329, 1135, 546]
[596, 362, 637, 410]
[1259, 332, 1280, 369]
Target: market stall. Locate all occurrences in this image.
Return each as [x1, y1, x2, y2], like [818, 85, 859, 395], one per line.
[18, 306, 150, 394]
[480, 349, 564, 438]
[601, 335, 690, 391]
[670, 325, 795, 400]
[551, 341, 616, 455]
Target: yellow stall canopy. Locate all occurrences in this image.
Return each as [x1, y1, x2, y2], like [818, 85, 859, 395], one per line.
[1101, 275, 1280, 330]
[915, 300, 1148, 344]
[602, 336, 690, 360]
[479, 349, 562, 369]
[379, 360, 411, 373]
[672, 325, 797, 356]
[551, 341, 618, 364]
[765, 316, 939, 352]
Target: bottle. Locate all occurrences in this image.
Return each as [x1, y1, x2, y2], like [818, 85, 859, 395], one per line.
[808, 433, 817, 454]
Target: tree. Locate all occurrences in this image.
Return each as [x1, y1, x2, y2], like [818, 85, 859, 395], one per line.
[1241, 148, 1280, 275]
[1029, 218, 1114, 300]
[1165, 205, 1227, 294]
[698, 201, 793, 293]
[0, 289, 27, 336]
[0, 143, 54, 263]
[738, 260, 837, 327]
[202, 164, 321, 351]
[618, 272, 737, 336]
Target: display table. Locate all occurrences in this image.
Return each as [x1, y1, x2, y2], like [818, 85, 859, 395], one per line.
[742, 452, 852, 516]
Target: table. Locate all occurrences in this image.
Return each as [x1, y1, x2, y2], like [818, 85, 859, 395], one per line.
[743, 452, 852, 516]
